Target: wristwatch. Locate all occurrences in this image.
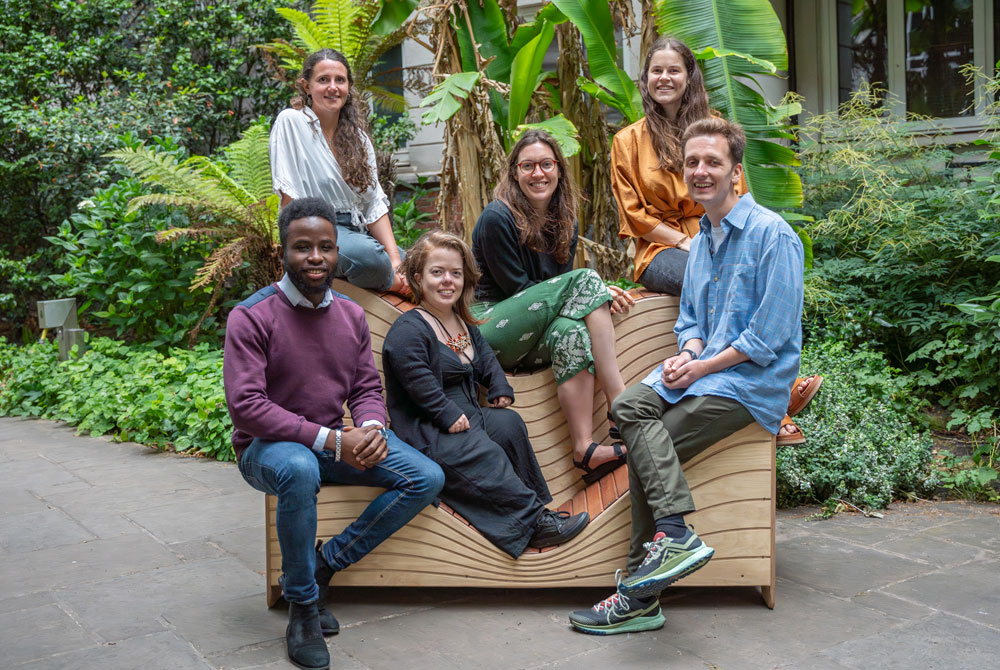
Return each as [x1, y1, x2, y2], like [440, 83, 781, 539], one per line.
[678, 348, 699, 360]
[334, 428, 342, 462]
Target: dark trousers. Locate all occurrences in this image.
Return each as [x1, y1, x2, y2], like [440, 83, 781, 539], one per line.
[611, 383, 754, 573]
[638, 247, 689, 296]
[429, 407, 551, 558]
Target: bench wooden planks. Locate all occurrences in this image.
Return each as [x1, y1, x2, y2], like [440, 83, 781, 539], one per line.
[264, 281, 776, 608]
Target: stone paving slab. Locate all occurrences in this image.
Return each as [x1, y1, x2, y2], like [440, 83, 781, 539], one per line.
[2, 416, 999, 669]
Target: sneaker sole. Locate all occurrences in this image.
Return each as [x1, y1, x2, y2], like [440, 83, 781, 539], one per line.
[569, 611, 666, 636]
[620, 544, 715, 598]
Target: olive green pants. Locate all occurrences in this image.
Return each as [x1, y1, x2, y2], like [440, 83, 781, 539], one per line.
[610, 383, 754, 573]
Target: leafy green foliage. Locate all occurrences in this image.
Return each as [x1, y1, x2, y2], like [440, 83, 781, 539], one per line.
[777, 340, 937, 510]
[420, 72, 483, 124]
[44, 166, 217, 347]
[0, 0, 292, 250]
[656, 0, 803, 210]
[259, 0, 416, 112]
[392, 177, 438, 249]
[551, 0, 643, 123]
[936, 433, 1000, 502]
[800, 86, 1000, 438]
[0, 337, 233, 461]
[107, 120, 281, 292]
[0, 250, 47, 339]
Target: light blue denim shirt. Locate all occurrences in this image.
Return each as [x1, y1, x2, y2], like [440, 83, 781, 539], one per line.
[641, 192, 804, 434]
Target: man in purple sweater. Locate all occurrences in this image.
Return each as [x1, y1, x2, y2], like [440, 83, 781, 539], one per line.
[224, 197, 444, 670]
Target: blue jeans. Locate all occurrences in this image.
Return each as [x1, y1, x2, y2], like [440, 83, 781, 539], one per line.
[638, 247, 688, 296]
[335, 224, 399, 291]
[238, 431, 444, 603]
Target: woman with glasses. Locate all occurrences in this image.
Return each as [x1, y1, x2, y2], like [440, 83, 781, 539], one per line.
[471, 130, 634, 484]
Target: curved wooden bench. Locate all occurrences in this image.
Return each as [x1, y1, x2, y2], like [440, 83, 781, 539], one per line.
[265, 280, 777, 607]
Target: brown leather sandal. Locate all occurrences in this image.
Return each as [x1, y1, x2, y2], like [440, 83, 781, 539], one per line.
[788, 375, 823, 417]
[776, 415, 806, 446]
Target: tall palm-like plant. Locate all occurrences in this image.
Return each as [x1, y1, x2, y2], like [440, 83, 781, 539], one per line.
[106, 121, 280, 341]
[656, 0, 803, 211]
[260, 0, 418, 112]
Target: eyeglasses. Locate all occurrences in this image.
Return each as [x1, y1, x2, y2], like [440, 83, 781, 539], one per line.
[516, 159, 559, 175]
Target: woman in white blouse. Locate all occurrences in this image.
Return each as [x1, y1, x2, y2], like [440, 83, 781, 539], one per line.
[270, 48, 407, 293]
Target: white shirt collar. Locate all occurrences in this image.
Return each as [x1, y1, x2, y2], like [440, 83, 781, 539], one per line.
[277, 273, 333, 309]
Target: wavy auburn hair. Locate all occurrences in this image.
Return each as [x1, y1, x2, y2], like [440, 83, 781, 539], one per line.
[493, 130, 579, 265]
[291, 49, 375, 192]
[403, 230, 484, 326]
[639, 37, 711, 171]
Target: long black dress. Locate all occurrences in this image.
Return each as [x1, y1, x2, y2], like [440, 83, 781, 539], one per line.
[383, 310, 552, 558]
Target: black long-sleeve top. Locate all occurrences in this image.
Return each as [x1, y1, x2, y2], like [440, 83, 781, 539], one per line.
[382, 310, 514, 451]
[472, 200, 578, 303]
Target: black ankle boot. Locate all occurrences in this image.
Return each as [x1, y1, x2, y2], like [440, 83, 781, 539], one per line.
[314, 540, 340, 635]
[286, 601, 329, 670]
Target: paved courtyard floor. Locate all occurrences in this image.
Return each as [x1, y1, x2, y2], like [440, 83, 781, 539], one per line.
[1, 416, 998, 669]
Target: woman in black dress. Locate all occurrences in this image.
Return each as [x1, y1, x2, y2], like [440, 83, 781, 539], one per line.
[382, 231, 588, 557]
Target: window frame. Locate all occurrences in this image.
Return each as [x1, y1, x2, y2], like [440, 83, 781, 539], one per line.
[800, 0, 995, 138]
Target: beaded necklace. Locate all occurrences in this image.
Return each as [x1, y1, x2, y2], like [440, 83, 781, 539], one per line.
[420, 309, 472, 362]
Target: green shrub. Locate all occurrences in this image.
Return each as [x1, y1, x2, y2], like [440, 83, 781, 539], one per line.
[799, 87, 1000, 436]
[45, 152, 219, 347]
[0, 0, 291, 250]
[777, 339, 937, 510]
[0, 336, 233, 461]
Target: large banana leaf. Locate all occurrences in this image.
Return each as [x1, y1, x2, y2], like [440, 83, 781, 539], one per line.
[551, 0, 643, 123]
[419, 72, 482, 125]
[515, 114, 581, 157]
[507, 20, 556, 136]
[656, 0, 802, 210]
[371, 0, 418, 37]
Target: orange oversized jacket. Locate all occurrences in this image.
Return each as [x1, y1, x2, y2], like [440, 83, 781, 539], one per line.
[611, 117, 747, 281]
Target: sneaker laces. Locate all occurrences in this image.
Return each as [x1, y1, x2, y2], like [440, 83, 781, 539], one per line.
[592, 570, 631, 612]
[638, 537, 668, 568]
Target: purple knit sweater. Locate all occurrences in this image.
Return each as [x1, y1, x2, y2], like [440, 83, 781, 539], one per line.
[223, 285, 386, 460]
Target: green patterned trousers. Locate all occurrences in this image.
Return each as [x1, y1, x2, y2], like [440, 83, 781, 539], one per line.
[472, 268, 611, 384]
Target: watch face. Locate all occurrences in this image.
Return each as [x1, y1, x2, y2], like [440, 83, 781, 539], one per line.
[378, 427, 388, 441]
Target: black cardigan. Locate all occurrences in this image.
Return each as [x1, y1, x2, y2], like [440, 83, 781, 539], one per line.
[382, 310, 514, 451]
[472, 200, 578, 303]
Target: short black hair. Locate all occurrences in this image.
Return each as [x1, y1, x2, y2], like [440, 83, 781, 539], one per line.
[278, 197, 339, 246]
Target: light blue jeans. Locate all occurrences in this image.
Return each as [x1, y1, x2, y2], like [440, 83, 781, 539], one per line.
[238, 431, 444, 603]
[335, 224, 399, 292]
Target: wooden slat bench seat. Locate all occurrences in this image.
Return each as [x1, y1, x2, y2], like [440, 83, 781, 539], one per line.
[264, 281, 777, 608]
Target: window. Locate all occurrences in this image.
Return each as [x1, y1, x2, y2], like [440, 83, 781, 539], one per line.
[796, 0, 997, 134]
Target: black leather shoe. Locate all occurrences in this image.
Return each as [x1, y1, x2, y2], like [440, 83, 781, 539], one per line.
[286, 601, 330, 670]
[529, 509, 590, 548]
[314, 541, 339, 636]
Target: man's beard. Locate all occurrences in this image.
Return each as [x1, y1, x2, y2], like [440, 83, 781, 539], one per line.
[284, 258, 333, 298]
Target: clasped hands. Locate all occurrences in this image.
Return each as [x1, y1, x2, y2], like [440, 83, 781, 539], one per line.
[447, 396, 513, 433]
[328, 424, 388, 470]
[660, 351, 710, 389]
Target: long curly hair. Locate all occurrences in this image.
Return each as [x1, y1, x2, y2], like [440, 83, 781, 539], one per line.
[493, 130, 579, 265]
[639, 37, 711, 171]
[291, 49, 375, 192]
[403, 230, 483, 326]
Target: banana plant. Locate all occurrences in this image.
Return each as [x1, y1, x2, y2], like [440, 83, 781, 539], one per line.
[419, 0, 580, 155]
[550, 0, 643, 125]
[259, 0, 419, 112]
[656, 0, 803, 211]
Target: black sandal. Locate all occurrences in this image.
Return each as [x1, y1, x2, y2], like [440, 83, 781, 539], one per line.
[573, 441, 627, 484]
[607, 411, 621, 441]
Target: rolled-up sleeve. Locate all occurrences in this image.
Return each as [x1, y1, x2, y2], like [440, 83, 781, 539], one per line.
[730, 232, 804, 367]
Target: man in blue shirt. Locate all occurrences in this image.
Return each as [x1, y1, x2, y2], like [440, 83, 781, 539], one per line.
[569, 118, 803, 635]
